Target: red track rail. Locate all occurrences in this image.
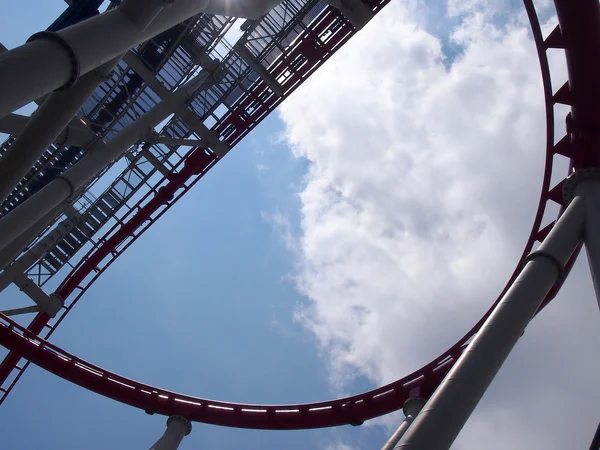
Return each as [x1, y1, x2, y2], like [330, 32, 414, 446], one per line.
[0, 0, 596, 430]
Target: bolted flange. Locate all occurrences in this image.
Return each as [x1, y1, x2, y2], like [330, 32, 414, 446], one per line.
[562, 167, 600, 205]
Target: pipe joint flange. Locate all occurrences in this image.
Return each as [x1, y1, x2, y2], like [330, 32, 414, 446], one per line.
[27, 31, 80, 91]
[525, 250, 564, 284]
[44, 293, 64, 318]
[54, 175, 76, 202]
[403, 397, 427, 418]
[55, 126, 70, 148]
[562, 167, 600, 205]
[92, 68, 113, 82]
[166, 415, 192, 435]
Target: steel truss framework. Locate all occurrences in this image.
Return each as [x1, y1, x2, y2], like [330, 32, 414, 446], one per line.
[0, 0, 598, 447]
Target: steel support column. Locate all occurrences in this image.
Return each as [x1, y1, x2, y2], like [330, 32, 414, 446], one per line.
[119, 0, 169, 31]
[0, 0, 283, 118]
[149, 416, 192, 450]
[0, 113, 93, 148]
[121, 51, 228, 155]
[395, 194, 585, 449]
[574, 176, 600, 310]
[381, 398, 426, 450]
[0, 71, 208, 252]
[0, 57, 119, 204]
[0, 203, 67, 271]
[0, 214, 77, 292]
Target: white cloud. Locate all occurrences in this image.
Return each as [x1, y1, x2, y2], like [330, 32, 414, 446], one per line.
[256, 163, 269, 173]
[277, 1, 599, 449]
[325, 443, 356, 450]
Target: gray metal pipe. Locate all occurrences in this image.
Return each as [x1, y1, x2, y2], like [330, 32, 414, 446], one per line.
[381, 399, 426, 450]
[0, 203, 66, 271]
[0, 214, 78, 292]
[0, 113, 93, 147]
[396, 194, 585, 449]
[577, 177, 600, 310]
[0, 0, 283, 118]
[149, 416, 191, 450]
[0, 58, 118, 204]
[0, 71, 208, 252]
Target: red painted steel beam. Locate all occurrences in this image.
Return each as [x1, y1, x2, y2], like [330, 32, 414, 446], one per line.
[0, 314, 450, 429]
[553, 0, 600, 168]
[0, 313, 49, 384]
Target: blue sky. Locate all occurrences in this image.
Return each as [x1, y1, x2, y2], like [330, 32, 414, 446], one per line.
[0, 116, 377, 449]
[2, 1, 600, 450]
[0, 2, 382, 449]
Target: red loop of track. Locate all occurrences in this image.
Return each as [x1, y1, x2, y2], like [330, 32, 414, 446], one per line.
[0, 0, 596, 429]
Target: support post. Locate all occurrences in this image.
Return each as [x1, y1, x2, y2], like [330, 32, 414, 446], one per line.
[0, 71, 209, 253]
[234, 40, 284, 96]
[126, 144, 171, 177]
[395, 193, 585, 449]
[564, 170, 600, 309]
[324, 0, 373, 29]
[589, 422, 600, 450]
[119, 0, 169, 31]
[121, 51, 228, 155]
[0, 0, 283, 118]
[0, 213, 78, 291]
[0, 57, 118, 204]
[0, 113, 94, 148]
[10, 275, 63, 317]
[381, 398, 426, 450]
[145, 135, 206, 148]
[1, 305, 41, 317]
[585, 187, 600, 307]
[0, 203, 67, 271]
[149, 416, 192, 450]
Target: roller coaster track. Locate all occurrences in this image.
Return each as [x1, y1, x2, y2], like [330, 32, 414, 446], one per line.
[0, 0, 596, 433]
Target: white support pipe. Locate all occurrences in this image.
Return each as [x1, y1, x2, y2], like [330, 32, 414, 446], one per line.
[386, 418, 413, 450]
[324, 0, 373, 29]
[127, 145, 171, 177]
[396, 194, 585, 450]
[0, 114, 94, 148]
[145, 135, 206, 147]
[0, 72, 209, 252]
[149, 416, 192, 450]
[174, 103, 229, 156]
[12, 275, 63, 317]
[1, 305, 41, 317]
[120, 0, 171, 31]
[234, 40, 284, 96]
[0, 214, 78, 292]
[0, 0, 283, 118]
[0, 203, 67, 271]
[0, 57, 119, 205]
[381, 398, 426, 450]
[577, 175, 600, 310]
[0, 113, 31, 135]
